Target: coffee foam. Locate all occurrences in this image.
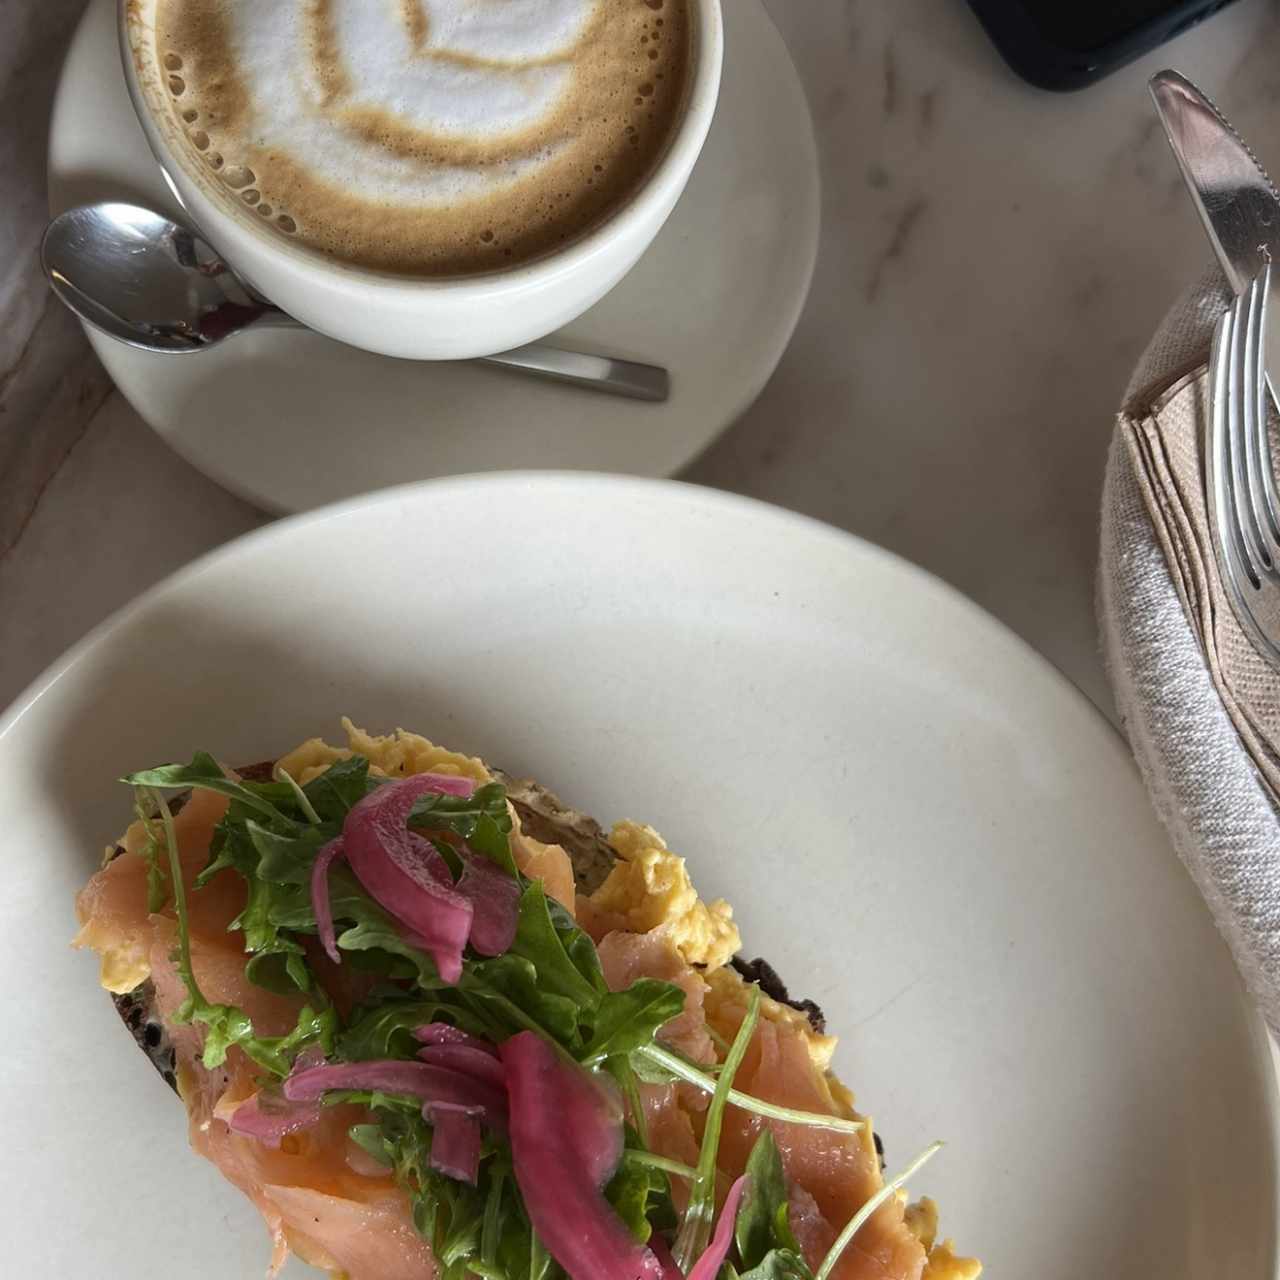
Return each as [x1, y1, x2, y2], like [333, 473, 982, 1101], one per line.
[154, 0, 691, 276]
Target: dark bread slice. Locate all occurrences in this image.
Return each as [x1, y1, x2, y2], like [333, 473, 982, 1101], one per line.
[109, 765, 827, 1099]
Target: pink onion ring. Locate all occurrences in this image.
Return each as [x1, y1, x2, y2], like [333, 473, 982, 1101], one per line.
[413, 1023, 499, 1055]
[284, 1059, 506, 1125]
[502, 1031, 667, 1280]
[454, 849, 521, 956]
[343, 777, 476, 983]
[686, 1176, 751, 1280]
[427, 1101, 484, 1184]
[310, 836, 346, 964]
[417, 1042, 507, 1090]
[228, 1089, 322, 1147]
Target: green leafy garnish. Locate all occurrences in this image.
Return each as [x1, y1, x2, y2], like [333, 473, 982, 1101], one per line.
[736, 1249, 816, 1280]
[674, 984, 760, 1271]
[245, 819, 331, 884]
[147, 785, 333, 1074]
[509, 882, 602, 1010]
[581, 979, 687, 1065]
[131, 794, 168, 913]
[339, 998, 488, 1062]
[127, 754, 301, 827]
[408, 781, 518, 877]
[735, 1132, 801, 1271]
[637, 1042, 865, 1135]
[302, 755, 372, 821]
[606, 1152, 672, 1244]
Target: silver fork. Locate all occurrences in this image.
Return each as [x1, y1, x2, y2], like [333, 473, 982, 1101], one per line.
[1207, 263, 1280, 667]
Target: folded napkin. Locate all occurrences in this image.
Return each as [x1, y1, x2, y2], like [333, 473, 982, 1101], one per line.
[1101, 269, 1280, 1034]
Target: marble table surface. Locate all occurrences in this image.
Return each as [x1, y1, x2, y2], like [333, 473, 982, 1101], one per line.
[6, 0, 1280, 719]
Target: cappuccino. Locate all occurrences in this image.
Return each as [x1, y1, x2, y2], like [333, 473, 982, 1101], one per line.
[152, 0, 691, 276]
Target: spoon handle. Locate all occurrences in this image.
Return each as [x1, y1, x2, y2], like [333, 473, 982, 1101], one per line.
[253, 311, 667, 402]
[479, 343, 670, 403]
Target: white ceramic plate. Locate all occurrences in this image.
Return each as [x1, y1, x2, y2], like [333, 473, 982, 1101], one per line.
[2, 474, 1275, 1277]
[47, 0, 819, 514]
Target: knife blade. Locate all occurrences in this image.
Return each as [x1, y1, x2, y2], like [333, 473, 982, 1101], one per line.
[1151, 68, 1280, 544]
[1149, 68, 1280, 294]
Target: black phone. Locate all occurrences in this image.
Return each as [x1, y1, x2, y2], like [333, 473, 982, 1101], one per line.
[965, 0, 1241, 90]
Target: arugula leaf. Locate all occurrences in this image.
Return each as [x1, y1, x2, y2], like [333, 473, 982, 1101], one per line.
[481, 1159, 508, 1267]
[232, 876, 285, 951]
[337, 914, 443, 989]
[125, 753, 301, 828]
[338, 999, 489, 1061]
[194, 998, 336, 1076]
[605, 1157, 663, 1243]
[195, 820, 258, 887]
[509, 882, 601, 1011]
[629, 1049, 681, 1087]
[562, 922, 607, 995]
[736, 1132, 801, 1271]
[130, 795, 169, 913]
[244, 947, 312, 995]
[581, 978, 685, 1065]
[348, 1123, 394, 1168]
[408, 782, 518, 877]
[303, 755, 373, 822]
[604, 1136, 680, 1248]
[607, 1056, 650, 1148]
[463, 954, 581, 1046]
[674, 985, 761, 1272]
[260, 865, 446, 988]
[246, 819, 337, 884]
[256, 1004, 339, 1072]
[737, 1250, 815, 1280]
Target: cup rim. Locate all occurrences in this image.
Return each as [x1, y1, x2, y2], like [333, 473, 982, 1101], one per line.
[118, 0, 723, 297]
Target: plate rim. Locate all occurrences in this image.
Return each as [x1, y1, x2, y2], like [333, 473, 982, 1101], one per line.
[0, 471, 1186, 741]
[0, 469, 1174, 754]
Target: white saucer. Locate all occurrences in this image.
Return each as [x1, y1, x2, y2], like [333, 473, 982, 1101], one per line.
[47, 0, 819, 514]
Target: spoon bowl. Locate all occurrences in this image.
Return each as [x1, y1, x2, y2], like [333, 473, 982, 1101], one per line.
[41, 202, 282, 354]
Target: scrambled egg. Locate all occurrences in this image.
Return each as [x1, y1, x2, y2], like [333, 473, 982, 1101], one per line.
[277, 717, 490, 787]
[907, 1201, 985, 1280]
[587, 820, 740, 970]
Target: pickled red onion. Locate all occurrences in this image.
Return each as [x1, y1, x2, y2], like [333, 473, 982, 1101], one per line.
[413, 1023, 498, 1055]
[407, 772, 477, 798]
[454, 849, 521, 956]
[227, 1089, 322, 1147]
[310, 835, 346, 964]
[283, 1059, 507, 1124]
[686, 1176, 750, 1280]
[343, 777, 475, 983]
[502, 1031, 667, 1280]
[427, 1101, 484, 1184]
[417, 1042, 507, 1090]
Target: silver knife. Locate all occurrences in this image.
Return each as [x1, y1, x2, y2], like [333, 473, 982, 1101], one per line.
[1149, 68, 1280, 294]
[1150, 68, 1280, 540]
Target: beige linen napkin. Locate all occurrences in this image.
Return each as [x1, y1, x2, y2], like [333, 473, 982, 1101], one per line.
[1120, 293, 1280, 791]
[1101, 269, 1280, 1032]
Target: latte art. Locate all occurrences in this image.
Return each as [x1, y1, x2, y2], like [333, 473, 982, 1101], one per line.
[154, 0, 691, 275]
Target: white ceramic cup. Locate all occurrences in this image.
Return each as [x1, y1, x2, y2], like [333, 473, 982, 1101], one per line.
[118, 1, 723, 361]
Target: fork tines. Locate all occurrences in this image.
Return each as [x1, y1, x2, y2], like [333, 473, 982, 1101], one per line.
[1207, 262, 1280, 667]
